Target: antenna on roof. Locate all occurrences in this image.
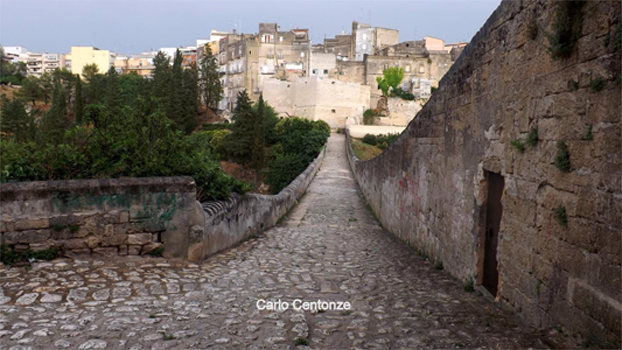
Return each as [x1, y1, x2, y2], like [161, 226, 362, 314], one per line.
[368, 10, 371, 26]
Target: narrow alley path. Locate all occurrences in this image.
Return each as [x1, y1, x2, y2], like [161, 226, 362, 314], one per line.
[0, 134, 547, 349]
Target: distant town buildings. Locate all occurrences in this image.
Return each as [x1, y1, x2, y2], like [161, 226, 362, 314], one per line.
[2, 21, 466, 127]
[70, 46, 115, 76]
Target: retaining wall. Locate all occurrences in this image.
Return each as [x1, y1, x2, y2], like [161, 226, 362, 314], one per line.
[347, 0, 621, 346]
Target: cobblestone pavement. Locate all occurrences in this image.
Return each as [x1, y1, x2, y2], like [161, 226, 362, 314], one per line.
[0, 134, 554, 349]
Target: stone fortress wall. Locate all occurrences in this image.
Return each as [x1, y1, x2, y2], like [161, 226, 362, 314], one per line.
[347, 0, 620, 346]
[0, 147, 327, 263]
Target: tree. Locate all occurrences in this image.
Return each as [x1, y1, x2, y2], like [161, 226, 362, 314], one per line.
[82, 63, 100, 83]
[251, 94, 266, 183]
[15, 76, 43, 106]
[181, 61, 199, 133]
[74, 74, 84, 124]
[376, 67, 404, 96]
[39, 80, 67, 144]
[152, 51, 171, 100]
[104, 66, 120, 111]
[222, 90, 255, 173]
[39, 72, 53, 104]
[0, 47, 27, 85]
[199, 44, 222, 110]
[0, 95, 31, 142]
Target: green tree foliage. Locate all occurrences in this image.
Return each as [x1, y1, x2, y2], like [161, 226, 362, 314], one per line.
[0, 95, 34, 143]
[199, 44, 223, 110]
[376, 67, 404, 96]
[74, 75, 84, 124]
[182, 62, 199, 133]
[251, 94, 266, 182]
[104, 66, 120, 111]
[39, 72, 53, 104]
[14, 76, 44, 106]
[0, 46, 27, 85]
[222, 90, 255, 169]
[39, 79, 67, 144]
[264, 117, 329, 193]
[81, 63, 100, 83]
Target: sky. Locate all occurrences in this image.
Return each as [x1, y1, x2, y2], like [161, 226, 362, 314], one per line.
[0, 0, 501, 55]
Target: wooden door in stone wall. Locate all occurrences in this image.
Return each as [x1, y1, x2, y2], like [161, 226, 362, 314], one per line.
[483, 171, 504, 296]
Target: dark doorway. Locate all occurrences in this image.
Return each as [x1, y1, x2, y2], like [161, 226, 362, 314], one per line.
[483, 171, 504, 296]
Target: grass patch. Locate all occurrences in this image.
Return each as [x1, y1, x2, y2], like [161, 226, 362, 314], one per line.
[547, 0, 585, 59]
[0, 245, 58, 265]
[51, 224, 66, 232]
[294, 337, 310, 346]
[162, 333, 176, 341]
[511, 139, 525, 153]
[589, 77, 607, 92]
[463, 279, 475, 293]
[526, 127, 539, 148]
[553, 204, 568, 227]
[340, 310, 352, 316]
[555, 140, 571, 172]
[582, 124, 593, 141]
[569, 79, 579, 91]
[350, 137, 383, 161]
[348, 218, 357, 222]
[150, 246, 164, 257]
[434, 261, 444, 271]
[69, 224, 80, 233]
[536, 280, 542, 295]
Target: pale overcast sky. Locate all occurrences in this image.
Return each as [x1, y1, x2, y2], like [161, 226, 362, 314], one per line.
[1, 0, 501, 55]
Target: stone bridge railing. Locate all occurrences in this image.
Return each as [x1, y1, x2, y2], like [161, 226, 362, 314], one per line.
[0, 146, 326, 263]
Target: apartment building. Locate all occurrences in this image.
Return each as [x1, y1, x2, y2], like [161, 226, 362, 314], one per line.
[350, 21, 399, 61]
[218, 23, 311, 111]
[70, 46, 115, 76]
[114, 53, 155, 77]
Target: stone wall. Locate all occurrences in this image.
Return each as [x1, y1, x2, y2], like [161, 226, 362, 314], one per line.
[263, 77, 371, 128]
[347, 0, 620, 346]
[187, 146, 326, 262]
[0, 177, 202, 259]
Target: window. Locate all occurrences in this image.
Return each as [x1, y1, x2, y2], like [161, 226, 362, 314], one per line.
[405, 65, 411, 72]
[331, 109, 336, 113]
[403, 81, 408, 90]
[363, 33, 367, 40]
[278, 50, 283, 59]
[419, 65, 425, 73]
[312, 69, 318, 75]
[300, 52, 305, 57]
[323, 69, 328, 74]
[279, 36, 283, 42]
[362, 44, 367, 50]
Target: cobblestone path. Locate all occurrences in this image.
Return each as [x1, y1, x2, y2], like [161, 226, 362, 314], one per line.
[0, 135, 551, 349]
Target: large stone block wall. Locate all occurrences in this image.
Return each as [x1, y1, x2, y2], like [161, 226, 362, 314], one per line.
[347, 0, 620, 346]
[188, 147, 326, 262]
[0, 177, 202, 259]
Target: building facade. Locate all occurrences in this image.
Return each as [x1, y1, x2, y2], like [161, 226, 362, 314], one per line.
[70, 46, 114, 76]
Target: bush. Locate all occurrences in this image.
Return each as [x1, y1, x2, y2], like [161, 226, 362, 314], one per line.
[363, 109, 376, 125]
[362, 134, 378, 146]
[265, 153, 308, 194]
[376, 133, 400, 150]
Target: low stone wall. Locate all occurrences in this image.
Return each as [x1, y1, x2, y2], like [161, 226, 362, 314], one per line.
[188, 147, 327, 262]
[0, 177, 202, 259]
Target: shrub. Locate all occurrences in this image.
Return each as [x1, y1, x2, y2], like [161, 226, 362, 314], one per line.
[555, 140, 571, 172]
[265, 153, 308, 194]
[362, 134, 378, 146]
[0, 244, 58, 265]
[511, 139, 525, 153]
[363, 109, 376, 125]
[553, 204, 568, 227]
[463, 279, 475, 292]
[589, 77, 607, 92]
[376, 133, 400, 150]
[582, 124, 593, 141]
[547, 0, 585, 59]
[526, 127, 539, 148]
